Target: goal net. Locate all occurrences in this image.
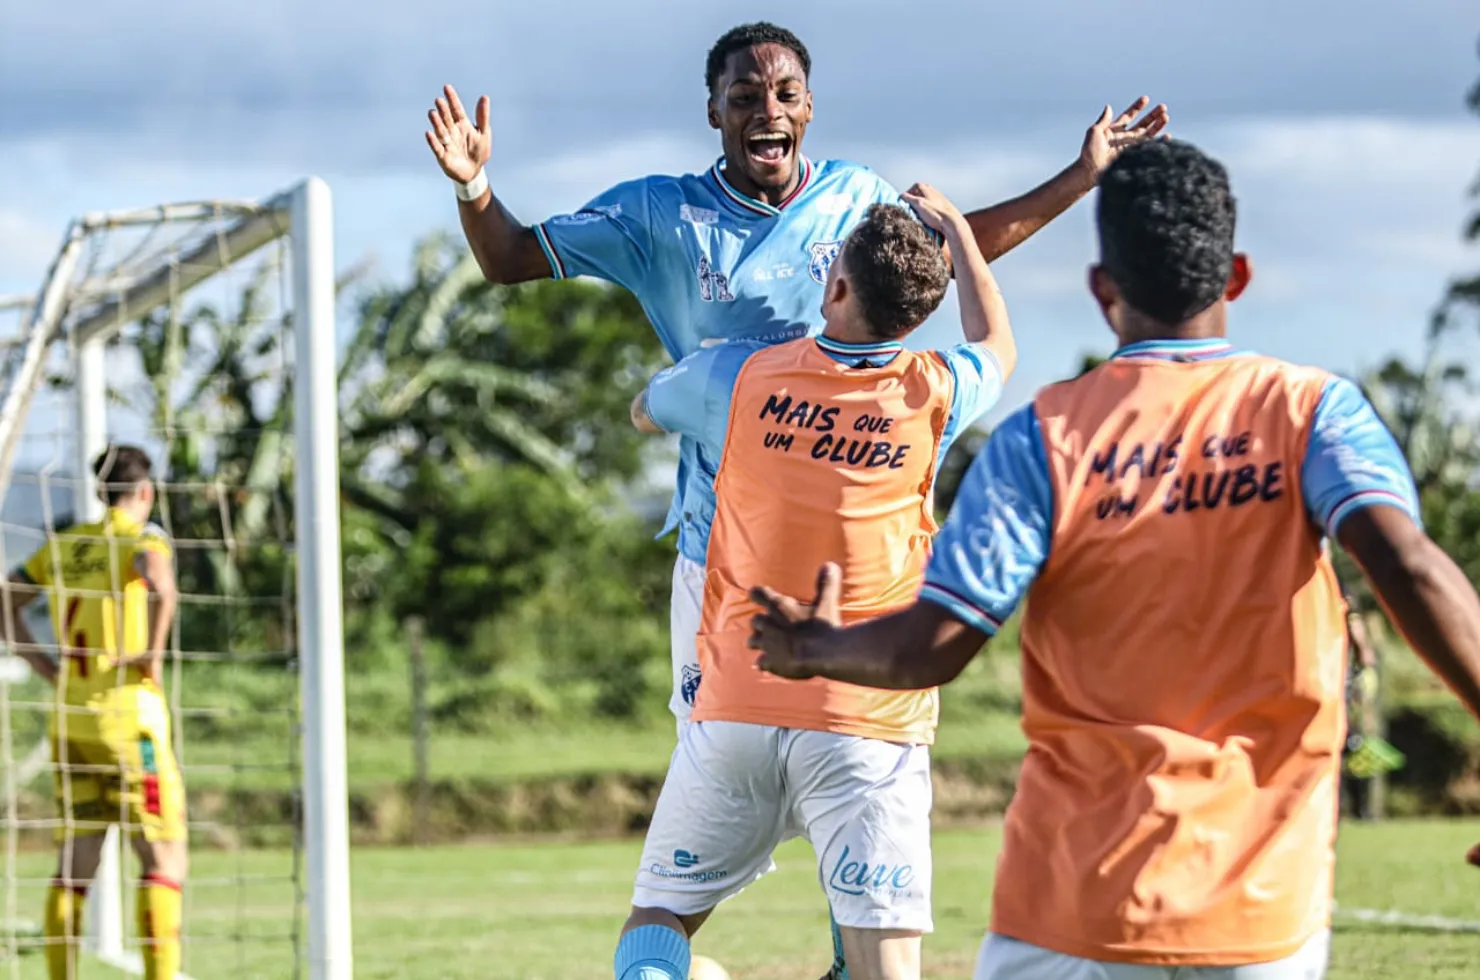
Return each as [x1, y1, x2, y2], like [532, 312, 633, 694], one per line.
[0, 183, 351, 980]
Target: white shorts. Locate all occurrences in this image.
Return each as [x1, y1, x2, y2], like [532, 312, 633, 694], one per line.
[669, 554, 706, 731]
[633, 720, 934, 932]
[974, 931, 1330, 980]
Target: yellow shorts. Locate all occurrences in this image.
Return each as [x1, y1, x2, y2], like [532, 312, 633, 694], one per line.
[51, 695, 186, 844]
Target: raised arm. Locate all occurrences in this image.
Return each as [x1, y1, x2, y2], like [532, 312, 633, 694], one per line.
[903, 183, 1016, 377]
[1, 571, 56, 685]
[963, 99, 1168, 262]
[425, 85, 552, 285]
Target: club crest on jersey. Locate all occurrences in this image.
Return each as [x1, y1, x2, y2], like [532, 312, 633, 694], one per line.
[681, 665, 702, 706]
[808, 241, 842, 284]
[696, 256, 734, 302]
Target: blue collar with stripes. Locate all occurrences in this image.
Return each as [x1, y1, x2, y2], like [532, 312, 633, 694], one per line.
[815, 334, 904, 367]
[1110, 338, 1241, 362]
[708, 156, 814, 217]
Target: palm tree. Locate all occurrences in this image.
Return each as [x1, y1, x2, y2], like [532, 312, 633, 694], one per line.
[336, 235, 591, 537]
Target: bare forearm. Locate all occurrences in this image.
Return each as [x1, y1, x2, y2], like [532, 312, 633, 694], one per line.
[128, 591, 177, 681]
[941, 216, 1015, 373]
[798, 604, 986, 691]
[800, 617, 926, 689]
[1343, 515, 1480, 718]
[963, 159, 1096, 262]
[1370, 549, 1480, 716]
[457, 191, 547, 284]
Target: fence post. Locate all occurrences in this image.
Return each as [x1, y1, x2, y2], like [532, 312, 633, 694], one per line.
[407, 616, 430, 844]
[1371, 611, 1387, 821]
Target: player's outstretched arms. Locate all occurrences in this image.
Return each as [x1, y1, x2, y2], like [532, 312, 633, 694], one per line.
[0, 572, 57, 685]
[960, 97, 1168, 263]
[749, 564, 988, 690]
[425, 84, 551, 285]
[903, 183, 1016, 378]
[1339, 507, 1480, 720]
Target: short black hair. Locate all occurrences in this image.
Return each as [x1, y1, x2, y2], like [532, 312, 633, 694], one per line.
[705, 22, 811, 95]
[93, 444, 153, 504]
[1096, 139, 1237, 325]
[842, 205, 950, 340]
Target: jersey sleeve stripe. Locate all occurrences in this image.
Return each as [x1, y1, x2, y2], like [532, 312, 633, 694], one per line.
[1325, 488, 1418, 537]
[919, 582, 1003, 636]
[533, 223, 567, 281]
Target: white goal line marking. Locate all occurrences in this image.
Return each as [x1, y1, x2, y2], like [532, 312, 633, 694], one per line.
[1333, 903, 1480, 934]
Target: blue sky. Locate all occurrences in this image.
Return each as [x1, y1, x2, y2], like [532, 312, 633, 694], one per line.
[2, 1, 1479, 431]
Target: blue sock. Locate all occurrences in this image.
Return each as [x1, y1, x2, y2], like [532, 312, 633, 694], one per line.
[614, 923, 690, 980]
[830, 912, 850, 980]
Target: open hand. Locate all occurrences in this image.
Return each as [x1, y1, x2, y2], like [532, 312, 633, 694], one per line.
[1080, 97, 1170, 178]
[426, 84, 492, 184]
[900, 182, 964, 235]
[748, 563, 843, 680]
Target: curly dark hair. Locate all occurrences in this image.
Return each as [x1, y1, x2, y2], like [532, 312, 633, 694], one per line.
[93, 444, 153, 504]
[1096, 139, 1238, 325]
[842, 204, 950, 339]
[705, 22, 811, 94]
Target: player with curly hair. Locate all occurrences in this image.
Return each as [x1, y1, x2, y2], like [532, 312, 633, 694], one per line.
[618, 186, 1016, 980]
[425, 22, 1164, 738]
[426, 23, 1164, 978]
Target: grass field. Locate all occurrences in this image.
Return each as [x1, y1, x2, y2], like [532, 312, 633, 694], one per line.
[2, 819, 1477, 979]
[3, 653, 1032, 794]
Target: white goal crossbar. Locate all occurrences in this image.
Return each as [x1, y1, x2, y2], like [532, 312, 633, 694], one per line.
[0, 179, 352, 980]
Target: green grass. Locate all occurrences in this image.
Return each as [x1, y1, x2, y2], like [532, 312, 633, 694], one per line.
[6, 641, 1032, 794]
[0, 820, 1475, 979]
[169, 653, 1031, 792]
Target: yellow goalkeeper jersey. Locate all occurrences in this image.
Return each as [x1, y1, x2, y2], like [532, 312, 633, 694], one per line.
[18, 507, 173, 715]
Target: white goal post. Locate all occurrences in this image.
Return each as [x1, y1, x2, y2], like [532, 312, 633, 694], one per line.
[0, 179, 352, 980]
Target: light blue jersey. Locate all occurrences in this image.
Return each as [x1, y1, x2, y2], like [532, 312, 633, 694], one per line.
[535, 157, 920, 559]
[642, 335, 1005, 560]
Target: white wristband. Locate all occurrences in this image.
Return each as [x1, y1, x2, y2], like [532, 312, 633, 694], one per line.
[454, 168, 489, 202]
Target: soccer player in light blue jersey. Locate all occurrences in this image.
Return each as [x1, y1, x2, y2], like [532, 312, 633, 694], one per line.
[427, 19, 1165, 727]
[424, 21, 1165, 979]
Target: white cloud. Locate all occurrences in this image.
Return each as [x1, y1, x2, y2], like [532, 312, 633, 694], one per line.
[1, 113, 1476, 404]
[1221, 117, 1480, 186]
[0, 211, 61, 294]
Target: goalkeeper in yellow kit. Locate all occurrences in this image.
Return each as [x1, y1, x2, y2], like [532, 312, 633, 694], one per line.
[2, 445, 186, 980]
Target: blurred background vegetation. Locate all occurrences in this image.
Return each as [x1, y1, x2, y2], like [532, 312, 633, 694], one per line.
[5, 48, 1479, 845]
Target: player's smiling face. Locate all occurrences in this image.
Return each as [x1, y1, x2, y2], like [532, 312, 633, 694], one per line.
[708, 43, 813, 204]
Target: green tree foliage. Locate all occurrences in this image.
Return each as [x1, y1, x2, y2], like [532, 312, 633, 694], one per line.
[336, 236, 670, 641]
[109, 255, 330, 661]
[332, 235, 675, 718]
[83, 233, 676, 721]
